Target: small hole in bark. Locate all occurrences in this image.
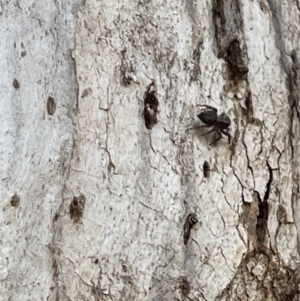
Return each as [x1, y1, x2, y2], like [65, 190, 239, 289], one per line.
[21, 51, 27, 57]
[10, 193, 20, 207]
[13, 79, 20, 89]
[94, 258, 99, 264]
[54, 213, 59, 221]
[47, 96, 56, 115]
[203, 161, 210, 178]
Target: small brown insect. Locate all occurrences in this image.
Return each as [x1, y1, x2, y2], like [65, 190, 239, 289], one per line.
[10, 193, 20, 207]
[183, 213, 198, 244]
[203, 161, 210, 178]
[143, 81, 159, 129]
[69, 194, 86, 223]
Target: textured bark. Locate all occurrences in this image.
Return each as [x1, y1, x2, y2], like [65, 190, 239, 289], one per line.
[1, 0, 300, 300]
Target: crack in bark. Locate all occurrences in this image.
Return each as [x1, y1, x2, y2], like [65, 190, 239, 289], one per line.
[209, 197, 226, 230]
[264, 161, 273, 202]
[242, 133, 255, 189]
[139, 201, 165, 218]
[235, 225, 248, 249]
[70, 167, 100, 179]
[219, 246, 235, 274]
[220, 177, 235, 212]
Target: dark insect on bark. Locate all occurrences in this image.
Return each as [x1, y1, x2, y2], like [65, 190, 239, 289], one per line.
[178, 276, 190, 296]
[183, 213, 198, 244]
[203, 161, 210, 178]
[227, 39, 249, 77]
[189, 105, 231, 145]
[143, 81, 159, 129]
[10, 193, 20, 207]
[13, 79, 20, 89]
[69, 194, 86, 223]
[47, 96, 56, 115]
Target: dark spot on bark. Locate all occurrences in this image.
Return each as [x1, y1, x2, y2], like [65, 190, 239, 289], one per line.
[226, 39, 249, 78]
[277, 205, 287, 225]
[245, 91, 253, 113]
[107, 159, 115, 173]
[69, 194, 86, 223]
[10, 193, 20, 207]
[54, 213, 59, 221]
[13, 79, 20, 89]
[81, 89, 89, 98]
[256, 195, 268, 247]
[179, 276, 190, 296]
[183, 213, 198, 244]
[94, 258, 99, 264]
[47, 96, 56, 115]
[203, 161, 210, 178]
[241, 91, 255, 122]
[21, 51, 26, 57]
[143, 81, 159, 129]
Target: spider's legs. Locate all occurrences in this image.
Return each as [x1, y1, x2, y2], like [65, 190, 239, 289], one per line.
[221, 129, 231, 143]
[205, 127, 217, 135]
[210, 130, 222, 145]
[186, 124, 212, 131]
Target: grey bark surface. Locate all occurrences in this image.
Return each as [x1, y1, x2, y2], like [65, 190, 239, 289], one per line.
[1, 0, 300, 300]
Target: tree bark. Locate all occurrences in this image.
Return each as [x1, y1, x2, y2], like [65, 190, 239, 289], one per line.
[1, 0, 300, 300]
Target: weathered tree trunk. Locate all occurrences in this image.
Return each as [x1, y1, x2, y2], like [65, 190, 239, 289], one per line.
[1, 0, 300, 300]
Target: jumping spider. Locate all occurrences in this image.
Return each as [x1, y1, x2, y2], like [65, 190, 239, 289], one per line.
[190, 105, 231, 145]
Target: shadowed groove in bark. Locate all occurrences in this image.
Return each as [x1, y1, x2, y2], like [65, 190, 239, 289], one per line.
[256, 162, 273, 247]
[264, 161, 273, 202]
